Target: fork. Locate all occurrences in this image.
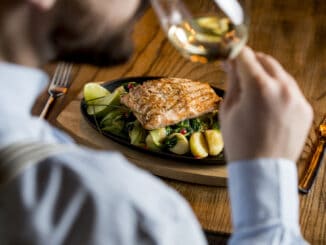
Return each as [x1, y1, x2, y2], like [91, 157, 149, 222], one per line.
[299, 115, 326, 194]
[40, 62, 73, 119]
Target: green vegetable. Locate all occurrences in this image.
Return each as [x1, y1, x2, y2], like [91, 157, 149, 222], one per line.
[190, 118, 203, 132]
[164, 118, 206, 137]
[211, 111, 220, 129]
[86, 86, 125, 117]
[164, 135, 178, 149]
[211, 121, 220, 130]
[170, 119, 193, 136]
[129, 121, 146, 146]
[101, 119, 124, 136]
[165, 126, 173, 136]
[100, 109, 123, 127]
[98, 108, 127, 136]
[198, 111, 219, 129]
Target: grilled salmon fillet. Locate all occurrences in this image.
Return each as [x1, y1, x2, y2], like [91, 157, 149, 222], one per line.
[120, 78, 222, 130]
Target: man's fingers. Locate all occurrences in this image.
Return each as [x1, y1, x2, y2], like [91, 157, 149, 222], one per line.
[256, 52, 288, 81]
[235, 47, 271, 90]
[256, 52, 302, 94]
[222, 61, 241, 111]
[256, 52, 284, 78]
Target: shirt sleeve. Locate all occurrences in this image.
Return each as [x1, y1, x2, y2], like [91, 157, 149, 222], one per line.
[0, 150, 207, 245]
[227, 158, 308, 245]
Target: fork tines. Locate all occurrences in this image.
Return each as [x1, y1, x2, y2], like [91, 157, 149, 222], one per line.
[49, 62, 73, 90]
[40, 62, 73, 119]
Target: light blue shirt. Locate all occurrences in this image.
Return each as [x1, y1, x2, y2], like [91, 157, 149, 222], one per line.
[0, 62, 307, 244]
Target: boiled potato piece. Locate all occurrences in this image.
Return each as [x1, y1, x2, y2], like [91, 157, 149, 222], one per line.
[189, 132, 208, 158]
[149, 128, 167, 147]
[204, 129, 224, 156]
[168, 133, 189, 155]
[145, 134, 161, 152]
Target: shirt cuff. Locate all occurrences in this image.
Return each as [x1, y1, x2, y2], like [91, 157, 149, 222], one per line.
[227, 158, 300, 231]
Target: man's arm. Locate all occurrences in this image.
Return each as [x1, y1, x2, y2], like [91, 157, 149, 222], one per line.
[228, 159, 307, 244]
[0, 150, 207, 245]
[220, 47, 313, 244]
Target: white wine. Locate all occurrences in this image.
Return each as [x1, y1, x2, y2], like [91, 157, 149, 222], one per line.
[167, 16, 248, 63]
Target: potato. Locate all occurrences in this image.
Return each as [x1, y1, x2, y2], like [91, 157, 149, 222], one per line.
[145, 134, 161, 151]
[168, 133, 189, 155]
[204, 129, 224, 156]
[189, 132, 208, 158]
[149, 128, 167, 148]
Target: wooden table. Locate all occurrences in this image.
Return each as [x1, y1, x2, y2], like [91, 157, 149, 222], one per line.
[33, 0, 326, 244]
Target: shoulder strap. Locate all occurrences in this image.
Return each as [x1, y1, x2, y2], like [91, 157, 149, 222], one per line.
[0, 141, 75, 188]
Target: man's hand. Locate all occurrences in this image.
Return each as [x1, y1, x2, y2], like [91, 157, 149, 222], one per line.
[219, 47, 313, 162]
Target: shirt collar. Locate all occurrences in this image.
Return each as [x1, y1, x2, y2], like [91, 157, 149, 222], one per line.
[0, 62, 49, 115]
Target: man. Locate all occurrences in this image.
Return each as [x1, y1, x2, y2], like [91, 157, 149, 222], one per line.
[0, 0, 313, 244]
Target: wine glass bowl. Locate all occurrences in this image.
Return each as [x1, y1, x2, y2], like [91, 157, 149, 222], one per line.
[151, 0, 249, 63]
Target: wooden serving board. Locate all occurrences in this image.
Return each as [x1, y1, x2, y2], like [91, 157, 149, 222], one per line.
[56, 91, 228, 187]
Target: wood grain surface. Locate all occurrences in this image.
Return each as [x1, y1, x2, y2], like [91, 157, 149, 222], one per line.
[33, 0, 326, 243]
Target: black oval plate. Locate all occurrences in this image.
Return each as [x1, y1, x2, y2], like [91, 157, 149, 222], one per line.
[80, 76, 225, 165]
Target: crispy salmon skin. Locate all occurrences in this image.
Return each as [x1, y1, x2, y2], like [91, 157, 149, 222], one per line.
[120, 78, 222, 130]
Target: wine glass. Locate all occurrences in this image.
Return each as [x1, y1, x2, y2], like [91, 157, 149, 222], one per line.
[150, 0, 249, 63]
